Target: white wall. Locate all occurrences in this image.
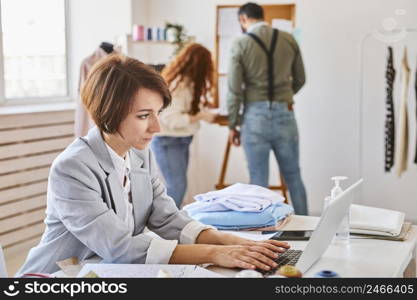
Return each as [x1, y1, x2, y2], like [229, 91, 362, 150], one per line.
[133, 0, 417, 222]
[131, 0, 148, 25]
[68, 0, 132, 96]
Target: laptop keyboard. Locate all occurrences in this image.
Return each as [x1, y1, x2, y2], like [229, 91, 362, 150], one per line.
[260, 249, 303, 276]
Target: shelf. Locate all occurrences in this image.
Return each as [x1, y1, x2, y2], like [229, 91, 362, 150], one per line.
[131, 40, 172, 45]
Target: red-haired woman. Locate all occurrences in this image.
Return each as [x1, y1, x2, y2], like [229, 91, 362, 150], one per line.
[151, 43, 216, 207]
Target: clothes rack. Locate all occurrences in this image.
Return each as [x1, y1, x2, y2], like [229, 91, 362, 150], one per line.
[358, 25, 417, 201]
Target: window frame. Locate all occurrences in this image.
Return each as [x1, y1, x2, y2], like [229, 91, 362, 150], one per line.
[0, 0, 72, 106]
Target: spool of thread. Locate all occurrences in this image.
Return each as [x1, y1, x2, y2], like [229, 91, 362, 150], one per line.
[132, 24, 139, 41]
[157, 28, 165, 41]
[157, 269, 172, 278]
[235, 270, 263, 278]
[166, 27, 177, 43]
[162, 28, 167, 40]
[138, 25, 144, 41]
[314, 270, 340, 278]
[132, 24, 144, 41]
[152, 27, 158, 41]
[156, 28, 160, 41]
[267, 274, 286, 278]
[278, 265, 302, 278]
[146, 27, 153, 41]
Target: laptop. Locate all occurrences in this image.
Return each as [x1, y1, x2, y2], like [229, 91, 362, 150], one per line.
[263, 178, 363, 276]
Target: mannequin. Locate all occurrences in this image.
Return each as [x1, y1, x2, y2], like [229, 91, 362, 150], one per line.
[99, 42, 114, 54]
[75, 42, 115, 137]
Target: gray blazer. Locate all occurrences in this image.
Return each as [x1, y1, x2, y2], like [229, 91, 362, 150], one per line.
[16, 127, 194, 276]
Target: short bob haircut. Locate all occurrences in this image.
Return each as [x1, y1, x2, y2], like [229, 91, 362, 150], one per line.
[81, 53, 171, 134]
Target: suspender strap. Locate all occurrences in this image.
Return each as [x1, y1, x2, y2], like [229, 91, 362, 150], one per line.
[246, 29, 279, 106]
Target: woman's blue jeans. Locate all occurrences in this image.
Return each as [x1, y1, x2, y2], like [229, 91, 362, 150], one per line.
[151, 136, 193, 208]
[241, 101, 308, 215]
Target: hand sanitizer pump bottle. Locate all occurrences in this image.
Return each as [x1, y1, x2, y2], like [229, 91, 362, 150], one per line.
[331, 176, 350, 244]
[323, 195, 332, 213]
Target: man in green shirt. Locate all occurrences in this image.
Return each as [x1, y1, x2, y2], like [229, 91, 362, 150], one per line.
[227, 2, 308, 215]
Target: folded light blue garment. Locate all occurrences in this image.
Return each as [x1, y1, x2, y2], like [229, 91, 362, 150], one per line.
[184, 202, 294, 230]
[192, 183, 284, 212]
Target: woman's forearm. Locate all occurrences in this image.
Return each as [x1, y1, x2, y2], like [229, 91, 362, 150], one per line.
[189, 114, 200, 123]
[195, 229, 250, 245]
[195, 229, 224, 244]
[168, 232, 290, 270]
[168, 244, 217, 264]
[168, 230, 249, 264]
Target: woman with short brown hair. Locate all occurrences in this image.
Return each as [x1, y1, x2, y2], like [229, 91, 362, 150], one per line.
[17, 54, 289, 277]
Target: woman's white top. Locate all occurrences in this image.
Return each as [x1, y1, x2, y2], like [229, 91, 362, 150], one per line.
[157, 80, 201, 137]
[105, 143, 212, 263]
[105, 144, 135, 235]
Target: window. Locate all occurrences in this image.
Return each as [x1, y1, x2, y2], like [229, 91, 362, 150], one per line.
[0, 0, 68, 103]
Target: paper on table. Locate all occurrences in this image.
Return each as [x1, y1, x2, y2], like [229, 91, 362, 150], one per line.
[218, 7, 241, 36]
[56, 257, 81, 277]
[350, 222, 411, 241]
[217, 75, 228, 115]
[77, 264, 224, 278]
[271, 18, 293, 33]
[218, 36, 234, 74]
[349, 204, 405, 237]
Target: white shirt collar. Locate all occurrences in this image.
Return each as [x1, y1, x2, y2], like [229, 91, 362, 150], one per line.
[247, 21, 268, 33]
[105, 143, 131, 175]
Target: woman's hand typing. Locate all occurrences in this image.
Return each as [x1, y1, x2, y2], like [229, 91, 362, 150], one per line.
[210, 244, 279, 271]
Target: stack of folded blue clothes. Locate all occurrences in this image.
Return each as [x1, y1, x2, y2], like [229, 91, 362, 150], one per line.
[183, 183, 294, 230]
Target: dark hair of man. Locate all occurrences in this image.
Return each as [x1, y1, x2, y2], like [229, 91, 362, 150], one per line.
[238, 2, 264, 19]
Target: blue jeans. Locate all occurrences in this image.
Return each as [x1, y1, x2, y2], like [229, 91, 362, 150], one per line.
[241, 101, 308, 215]
[151, 136, 193, 208]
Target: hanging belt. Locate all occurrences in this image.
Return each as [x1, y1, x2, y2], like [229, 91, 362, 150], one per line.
[246, 29, 279, 109]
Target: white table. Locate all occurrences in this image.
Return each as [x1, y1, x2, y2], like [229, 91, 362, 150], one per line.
[208, 216, 417, 278]
[53, 216, 416, 278]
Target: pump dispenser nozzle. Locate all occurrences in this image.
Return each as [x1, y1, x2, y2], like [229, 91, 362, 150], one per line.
[330, 176, 348, 199]
[331, 176, 348, 187]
